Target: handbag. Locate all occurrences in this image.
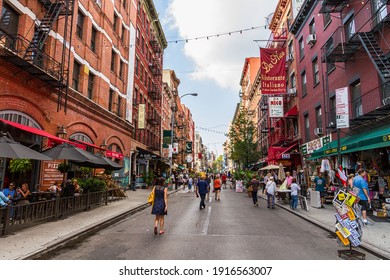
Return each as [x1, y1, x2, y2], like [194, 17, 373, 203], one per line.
[147, 187, 155, 206]
[248, 186, 253, 192]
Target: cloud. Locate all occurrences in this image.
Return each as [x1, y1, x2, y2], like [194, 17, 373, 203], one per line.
[165, 0, 275, 90]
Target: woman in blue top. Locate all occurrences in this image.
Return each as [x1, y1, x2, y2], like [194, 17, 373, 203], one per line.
[152, 177, 168, 235]
[314, 172, 327, 208]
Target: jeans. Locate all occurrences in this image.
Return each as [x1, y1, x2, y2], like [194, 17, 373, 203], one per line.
[252, 190, 258, 205]
[291, 195, 298, 209]
[267, 193, 275, 208]
[200, 194, 206, 208]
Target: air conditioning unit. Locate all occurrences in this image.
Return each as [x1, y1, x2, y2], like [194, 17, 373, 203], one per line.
[288, 88, 297, 95]
[287, 53, 294, 62]
[306, 34, 317, 45]
[314, 127, 323, 136]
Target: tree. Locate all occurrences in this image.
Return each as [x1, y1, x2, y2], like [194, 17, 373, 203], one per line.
[212, 155, 224, 173]
[228, 107, 260, 169]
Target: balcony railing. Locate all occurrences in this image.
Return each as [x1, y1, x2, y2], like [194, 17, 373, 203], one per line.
[0, 32, 64, 86]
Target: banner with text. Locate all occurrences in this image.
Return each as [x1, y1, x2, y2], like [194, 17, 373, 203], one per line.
[260, 48, 287, 94]
[336, 87, 349, 129]
[269, 96, 284, 118]
[138, 104, 146, 129]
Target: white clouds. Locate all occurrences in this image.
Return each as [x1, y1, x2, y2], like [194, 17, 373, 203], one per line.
[165, 0, 276, 90]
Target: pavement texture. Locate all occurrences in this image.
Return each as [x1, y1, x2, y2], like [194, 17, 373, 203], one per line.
[0, 187, 389, 260]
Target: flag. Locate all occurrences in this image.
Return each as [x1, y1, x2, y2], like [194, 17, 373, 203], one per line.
[336, 165, 347, 186]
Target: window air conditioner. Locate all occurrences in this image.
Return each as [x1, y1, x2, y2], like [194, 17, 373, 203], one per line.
[306, 34, 317, 45]
[287, 53, 294, 62]
[314, 127, 323, 136]
[288, 88, 297, 95]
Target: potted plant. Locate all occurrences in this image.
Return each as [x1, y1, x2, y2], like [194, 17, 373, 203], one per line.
[8, 159, 32, 186]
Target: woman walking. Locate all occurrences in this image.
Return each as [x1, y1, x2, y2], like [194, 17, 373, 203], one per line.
[290, 178, 301, 210]
[152, 177, 168, 235]
[213, 174, 222, 201]
[265, 177, 276, 209]
[250, 174, 260, 206]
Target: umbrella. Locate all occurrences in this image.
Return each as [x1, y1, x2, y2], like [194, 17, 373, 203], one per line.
[0, 135, 52, 160]
[278, 163, 286, 181]
[72, 153, 123, 170]
[259, 164, 281, 171]
[41, 143, 98, 161]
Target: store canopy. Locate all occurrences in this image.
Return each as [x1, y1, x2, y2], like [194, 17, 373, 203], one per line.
[308, 125, 390, 160]
[284, 105, 298, 118]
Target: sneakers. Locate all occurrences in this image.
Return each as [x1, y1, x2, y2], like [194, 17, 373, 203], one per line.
[363, 219, 372, 225]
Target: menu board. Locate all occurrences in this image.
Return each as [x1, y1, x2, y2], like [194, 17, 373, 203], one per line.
[40, 160, 64, 191]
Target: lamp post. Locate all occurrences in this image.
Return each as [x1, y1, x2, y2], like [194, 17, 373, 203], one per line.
[170, 93, 198, 181]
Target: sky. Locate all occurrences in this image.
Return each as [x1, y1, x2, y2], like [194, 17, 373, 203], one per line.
[154, 0, 279, 156]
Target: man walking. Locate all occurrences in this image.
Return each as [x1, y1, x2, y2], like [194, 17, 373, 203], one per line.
[353, 169, 372, 225]
[314, 172, 327, 208]
[196, 175, 209, 210]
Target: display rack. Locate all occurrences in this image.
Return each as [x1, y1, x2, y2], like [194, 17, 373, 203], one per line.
[338, 243, 366, 260]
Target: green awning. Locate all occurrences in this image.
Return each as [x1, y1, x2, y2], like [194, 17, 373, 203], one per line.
[308, 125, 390, 159]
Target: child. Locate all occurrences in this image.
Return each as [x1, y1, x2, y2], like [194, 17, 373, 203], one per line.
[290, 178, 301, 210]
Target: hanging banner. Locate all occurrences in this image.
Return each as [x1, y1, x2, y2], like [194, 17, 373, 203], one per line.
[269, 96, 284, 117]
[336, 87, 350, 129]
[138, 104, 146, 129]
[260, 48, 287, 94]
[185, 141, 192, 154]
[163, 130, 172, 148]
[172, 142, 179, 154]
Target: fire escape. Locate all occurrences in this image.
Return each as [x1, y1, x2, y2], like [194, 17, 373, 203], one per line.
[320, 0, 390, 127]
[0, 0, 74, 112]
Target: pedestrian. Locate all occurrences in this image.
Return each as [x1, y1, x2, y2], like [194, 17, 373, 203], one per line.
[265, 177, 276, 209]
[63, 179, 75, 197]
[196, 175, 209, 210]
[188, 176, 193, 192]
[314, 172, 327, 208]
[131, 171, 137, 191]
[221, 173, 227, 189]
[151, 177, 168, 235]
[48, 181, 60, 199]
[353, 169, 372, 225]
[205, 174, 211, 201]
[347, 174, 354, 191]
[0, 191, 11, 207]
[213, 174, 222, 201]
[290, 178, 301, 210]
[250, 174, 260, 207]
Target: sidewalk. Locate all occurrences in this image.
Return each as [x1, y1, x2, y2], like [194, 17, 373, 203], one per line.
[1, 187, 389, 260]
[258, 193, 390, 259]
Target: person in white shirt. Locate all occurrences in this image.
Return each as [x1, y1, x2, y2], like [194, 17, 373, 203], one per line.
[290, 178, 301, 210]
[265, 177, 276, 209]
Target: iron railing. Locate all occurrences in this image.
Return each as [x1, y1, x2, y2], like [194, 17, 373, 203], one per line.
[0, 188, 126, 236]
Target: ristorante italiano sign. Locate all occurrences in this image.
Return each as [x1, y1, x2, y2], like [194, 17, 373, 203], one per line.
[260, 48, 287, 94]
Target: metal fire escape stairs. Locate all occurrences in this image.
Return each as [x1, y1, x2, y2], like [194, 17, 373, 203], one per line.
[26, 0, 75, 112]
[358, 32, 390, 83]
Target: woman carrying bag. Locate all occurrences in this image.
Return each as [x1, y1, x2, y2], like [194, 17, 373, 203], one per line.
[150, 177, 168, 235]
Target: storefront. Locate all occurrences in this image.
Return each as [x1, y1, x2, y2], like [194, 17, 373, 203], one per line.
[307, 126, 390, 219]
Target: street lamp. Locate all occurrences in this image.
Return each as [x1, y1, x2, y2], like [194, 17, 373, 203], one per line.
[170, 93, 198, 180]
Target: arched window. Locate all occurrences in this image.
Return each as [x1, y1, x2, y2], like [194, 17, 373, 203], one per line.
[108, 143, 123, 163]
[0, 110, 41, 144]
[70, 133, 94, 153]
[0, 110, 42, 129]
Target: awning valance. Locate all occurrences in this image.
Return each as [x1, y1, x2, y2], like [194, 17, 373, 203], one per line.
[284, 105, 298, 118]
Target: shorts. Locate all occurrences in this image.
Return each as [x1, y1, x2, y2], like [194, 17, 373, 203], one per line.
[358, 200, 370, 211]
[319, 191, 327, 198]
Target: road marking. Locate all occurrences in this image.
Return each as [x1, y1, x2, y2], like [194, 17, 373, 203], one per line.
[202, 206, 212, 235]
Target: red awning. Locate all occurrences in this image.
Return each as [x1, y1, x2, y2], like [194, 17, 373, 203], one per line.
[70, 139, 105, 150]
[275, 143, 298, 160]
[0, 118, 85, 149]
[284, 105, 298, 118]
[105, 150, 124, 160]
[268, 146, 286, 161]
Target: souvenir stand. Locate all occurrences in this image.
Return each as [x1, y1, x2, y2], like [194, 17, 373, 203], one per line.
[332, 189, 366, 260]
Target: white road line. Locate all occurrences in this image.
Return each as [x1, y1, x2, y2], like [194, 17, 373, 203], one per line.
[202, 206, 212, 235]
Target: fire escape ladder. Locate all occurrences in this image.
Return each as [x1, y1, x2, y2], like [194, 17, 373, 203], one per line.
[359, 32, 390, 82]
[24, 1, 64, 62]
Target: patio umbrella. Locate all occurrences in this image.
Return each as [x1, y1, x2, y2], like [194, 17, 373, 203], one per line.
[41, 143, 97, 161]
[259, 164, 280, 171]
[93, 154, 123, 170]
[72, 153, 123, 170]
[0, 134, 52, 160]
[278, 163, 286, 181]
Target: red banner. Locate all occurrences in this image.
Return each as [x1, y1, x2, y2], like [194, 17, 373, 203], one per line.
[260, 48, 287, 94]
[105, 150, 124, 159]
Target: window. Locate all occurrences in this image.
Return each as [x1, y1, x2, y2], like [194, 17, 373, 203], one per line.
[299, 37, 304, 60]
[121, 26, 126, 44]
[304, 114, 310, 142]
[111, 49, 116, 72]
[351, 80, 362, 118]
[288, 40, 294, 58]
[309, 19, 316, 35]
[119, 60, 124, 79]
[136, 28, 140, 45]
[324, 38, 335, 73]
[95, 0, 102, 8]
[91, 26, 97, 53]
[141, 36, 145, 53]
[1, 3, 19, 37]
[70, 133, 94, 153]
[345, 16, 355, 41]
[109, 89, 114, 112]
[312, 57, 319, 85]
[76, 10, 84, 39]
[113, 13, 119, 33]
[135, 57, 139, 76]
[133, 88, 138, 105]
[122, 0, 127, 9]
[329, 96, 336, 126]
[315, 106, 322, 129]
[301, 71, 307, 96]
[72, 60, 81, 91]
[140, 64, 144, 81]
[323, 13, 331, 28]
[290, 72, 296, 89]
[87, 73, 94, 99]
[117, 96, 122, 117]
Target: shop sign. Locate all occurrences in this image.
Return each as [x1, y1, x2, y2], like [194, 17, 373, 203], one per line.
[138, 104, 146, 129]
[301, 135, 332, 155]
[336, 87, 350, 129]
[260, 48, 287, 94]
[106, 150, 124, 159]
[269, 97, 284, 118]
[281, 153, 290, 159]
[40, 160, 64, 191]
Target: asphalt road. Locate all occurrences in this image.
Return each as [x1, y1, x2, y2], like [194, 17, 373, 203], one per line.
[45, 188, 379, 260]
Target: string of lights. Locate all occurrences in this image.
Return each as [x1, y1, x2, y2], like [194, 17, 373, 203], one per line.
[167, 25, 268, 44]
[196, 126, 228, 136]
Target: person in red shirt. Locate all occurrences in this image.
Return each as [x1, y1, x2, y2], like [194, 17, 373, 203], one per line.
[213, 174, 222, 201]
[221, 174, 227, 189]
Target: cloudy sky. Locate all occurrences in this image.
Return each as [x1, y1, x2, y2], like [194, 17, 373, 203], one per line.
[154, 0, 279, 155]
